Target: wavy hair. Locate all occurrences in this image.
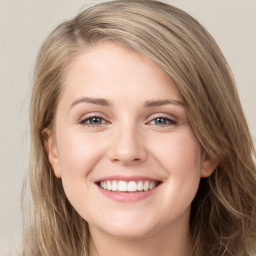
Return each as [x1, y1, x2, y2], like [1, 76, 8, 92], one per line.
[23, 1, 256, 255]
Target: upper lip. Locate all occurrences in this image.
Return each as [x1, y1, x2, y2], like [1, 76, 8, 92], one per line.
[95, 175, 162, 183]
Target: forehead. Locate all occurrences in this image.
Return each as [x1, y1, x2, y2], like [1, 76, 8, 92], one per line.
[61, 42, 182, 104]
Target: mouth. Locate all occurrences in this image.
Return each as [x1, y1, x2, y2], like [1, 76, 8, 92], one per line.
[95, 176, 162, 202]
[96, 179, 162, 193]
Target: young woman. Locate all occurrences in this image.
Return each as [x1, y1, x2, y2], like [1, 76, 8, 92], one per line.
[23, 1, 256, 255]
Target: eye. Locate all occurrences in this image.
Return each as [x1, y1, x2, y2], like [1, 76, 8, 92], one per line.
[148, 116, 177, 126]
[79, 116, 106, 126]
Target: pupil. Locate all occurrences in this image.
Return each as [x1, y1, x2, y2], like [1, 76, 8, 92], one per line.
[156, 117, 166, 125]
[90, 117, 102, 124]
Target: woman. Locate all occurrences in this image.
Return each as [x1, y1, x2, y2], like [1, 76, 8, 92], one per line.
[24, 0, 256, 255]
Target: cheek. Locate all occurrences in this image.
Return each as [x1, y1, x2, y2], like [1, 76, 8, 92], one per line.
[57, 129, 104, 174]
[152, 131, 202, 206]
[55, 130, 107, 212]
[55, 129, 107, 200]
[155, 131, 202, 175]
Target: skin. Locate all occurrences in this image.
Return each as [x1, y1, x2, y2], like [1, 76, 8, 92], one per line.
[44, 42, 216, 256]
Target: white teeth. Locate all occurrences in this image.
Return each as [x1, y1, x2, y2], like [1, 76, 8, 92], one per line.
[118, 181, 128, 192]
[99, 180, 158, 192]
[107, 181, 112, 191]
[137, 181, 144, 191]
[112, 180, 118, 191]
[144, 181, 149, 191]
[128, 181, 137, 192]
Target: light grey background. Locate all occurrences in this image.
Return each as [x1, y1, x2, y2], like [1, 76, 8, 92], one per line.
[0, 0, 255, 255]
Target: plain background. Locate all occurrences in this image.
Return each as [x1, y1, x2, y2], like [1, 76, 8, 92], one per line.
[0, 0, 255, 255]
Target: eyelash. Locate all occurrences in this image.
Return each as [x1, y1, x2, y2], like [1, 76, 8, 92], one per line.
[78, 115, 177, 127]
[147, 116, 177, 126]
[79, 116, 107, 126]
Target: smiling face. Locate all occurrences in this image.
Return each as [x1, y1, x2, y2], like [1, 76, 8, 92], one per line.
[44, 42, 215, 240]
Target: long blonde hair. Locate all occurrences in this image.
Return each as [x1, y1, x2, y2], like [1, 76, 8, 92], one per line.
[24, 1, 256, 255]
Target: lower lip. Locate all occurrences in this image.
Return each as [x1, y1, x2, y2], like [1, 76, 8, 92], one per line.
[97, 184, 161, 202]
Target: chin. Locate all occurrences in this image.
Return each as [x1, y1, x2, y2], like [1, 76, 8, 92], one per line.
[103, 226, 154, 239]
[92, 214, 159, 239]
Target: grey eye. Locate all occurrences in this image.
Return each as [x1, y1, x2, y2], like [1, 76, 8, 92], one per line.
[153, 117, 168, 125]
[149, 117, 176, 126]
[88, 117, 103, 125]
[80, 116, 105, 125]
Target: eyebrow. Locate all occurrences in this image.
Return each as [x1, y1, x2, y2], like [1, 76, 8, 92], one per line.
[70, 97, 111, 108]
[70, 97, 184, 109]
[144, 99, 184, 107]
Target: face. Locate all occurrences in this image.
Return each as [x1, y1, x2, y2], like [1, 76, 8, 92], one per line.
[45, 42, 215, 239]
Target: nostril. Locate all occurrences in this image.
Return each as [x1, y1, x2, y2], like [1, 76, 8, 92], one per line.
[111, 157, 143, 165]
[107, 135, 147, 164]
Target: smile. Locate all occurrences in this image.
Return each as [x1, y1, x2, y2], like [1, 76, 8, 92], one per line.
[95, 176, 162, 202]
[99, 180, 159, 192]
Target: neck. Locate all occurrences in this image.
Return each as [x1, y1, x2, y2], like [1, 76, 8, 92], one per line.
[88, 218, 193, 256]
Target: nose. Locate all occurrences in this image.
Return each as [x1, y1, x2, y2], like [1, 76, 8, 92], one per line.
[107, 123, 147, 165]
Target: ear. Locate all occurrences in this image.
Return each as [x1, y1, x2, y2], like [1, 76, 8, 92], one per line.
[42, 128, 61, 178]
[200, 151, 218, 178]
